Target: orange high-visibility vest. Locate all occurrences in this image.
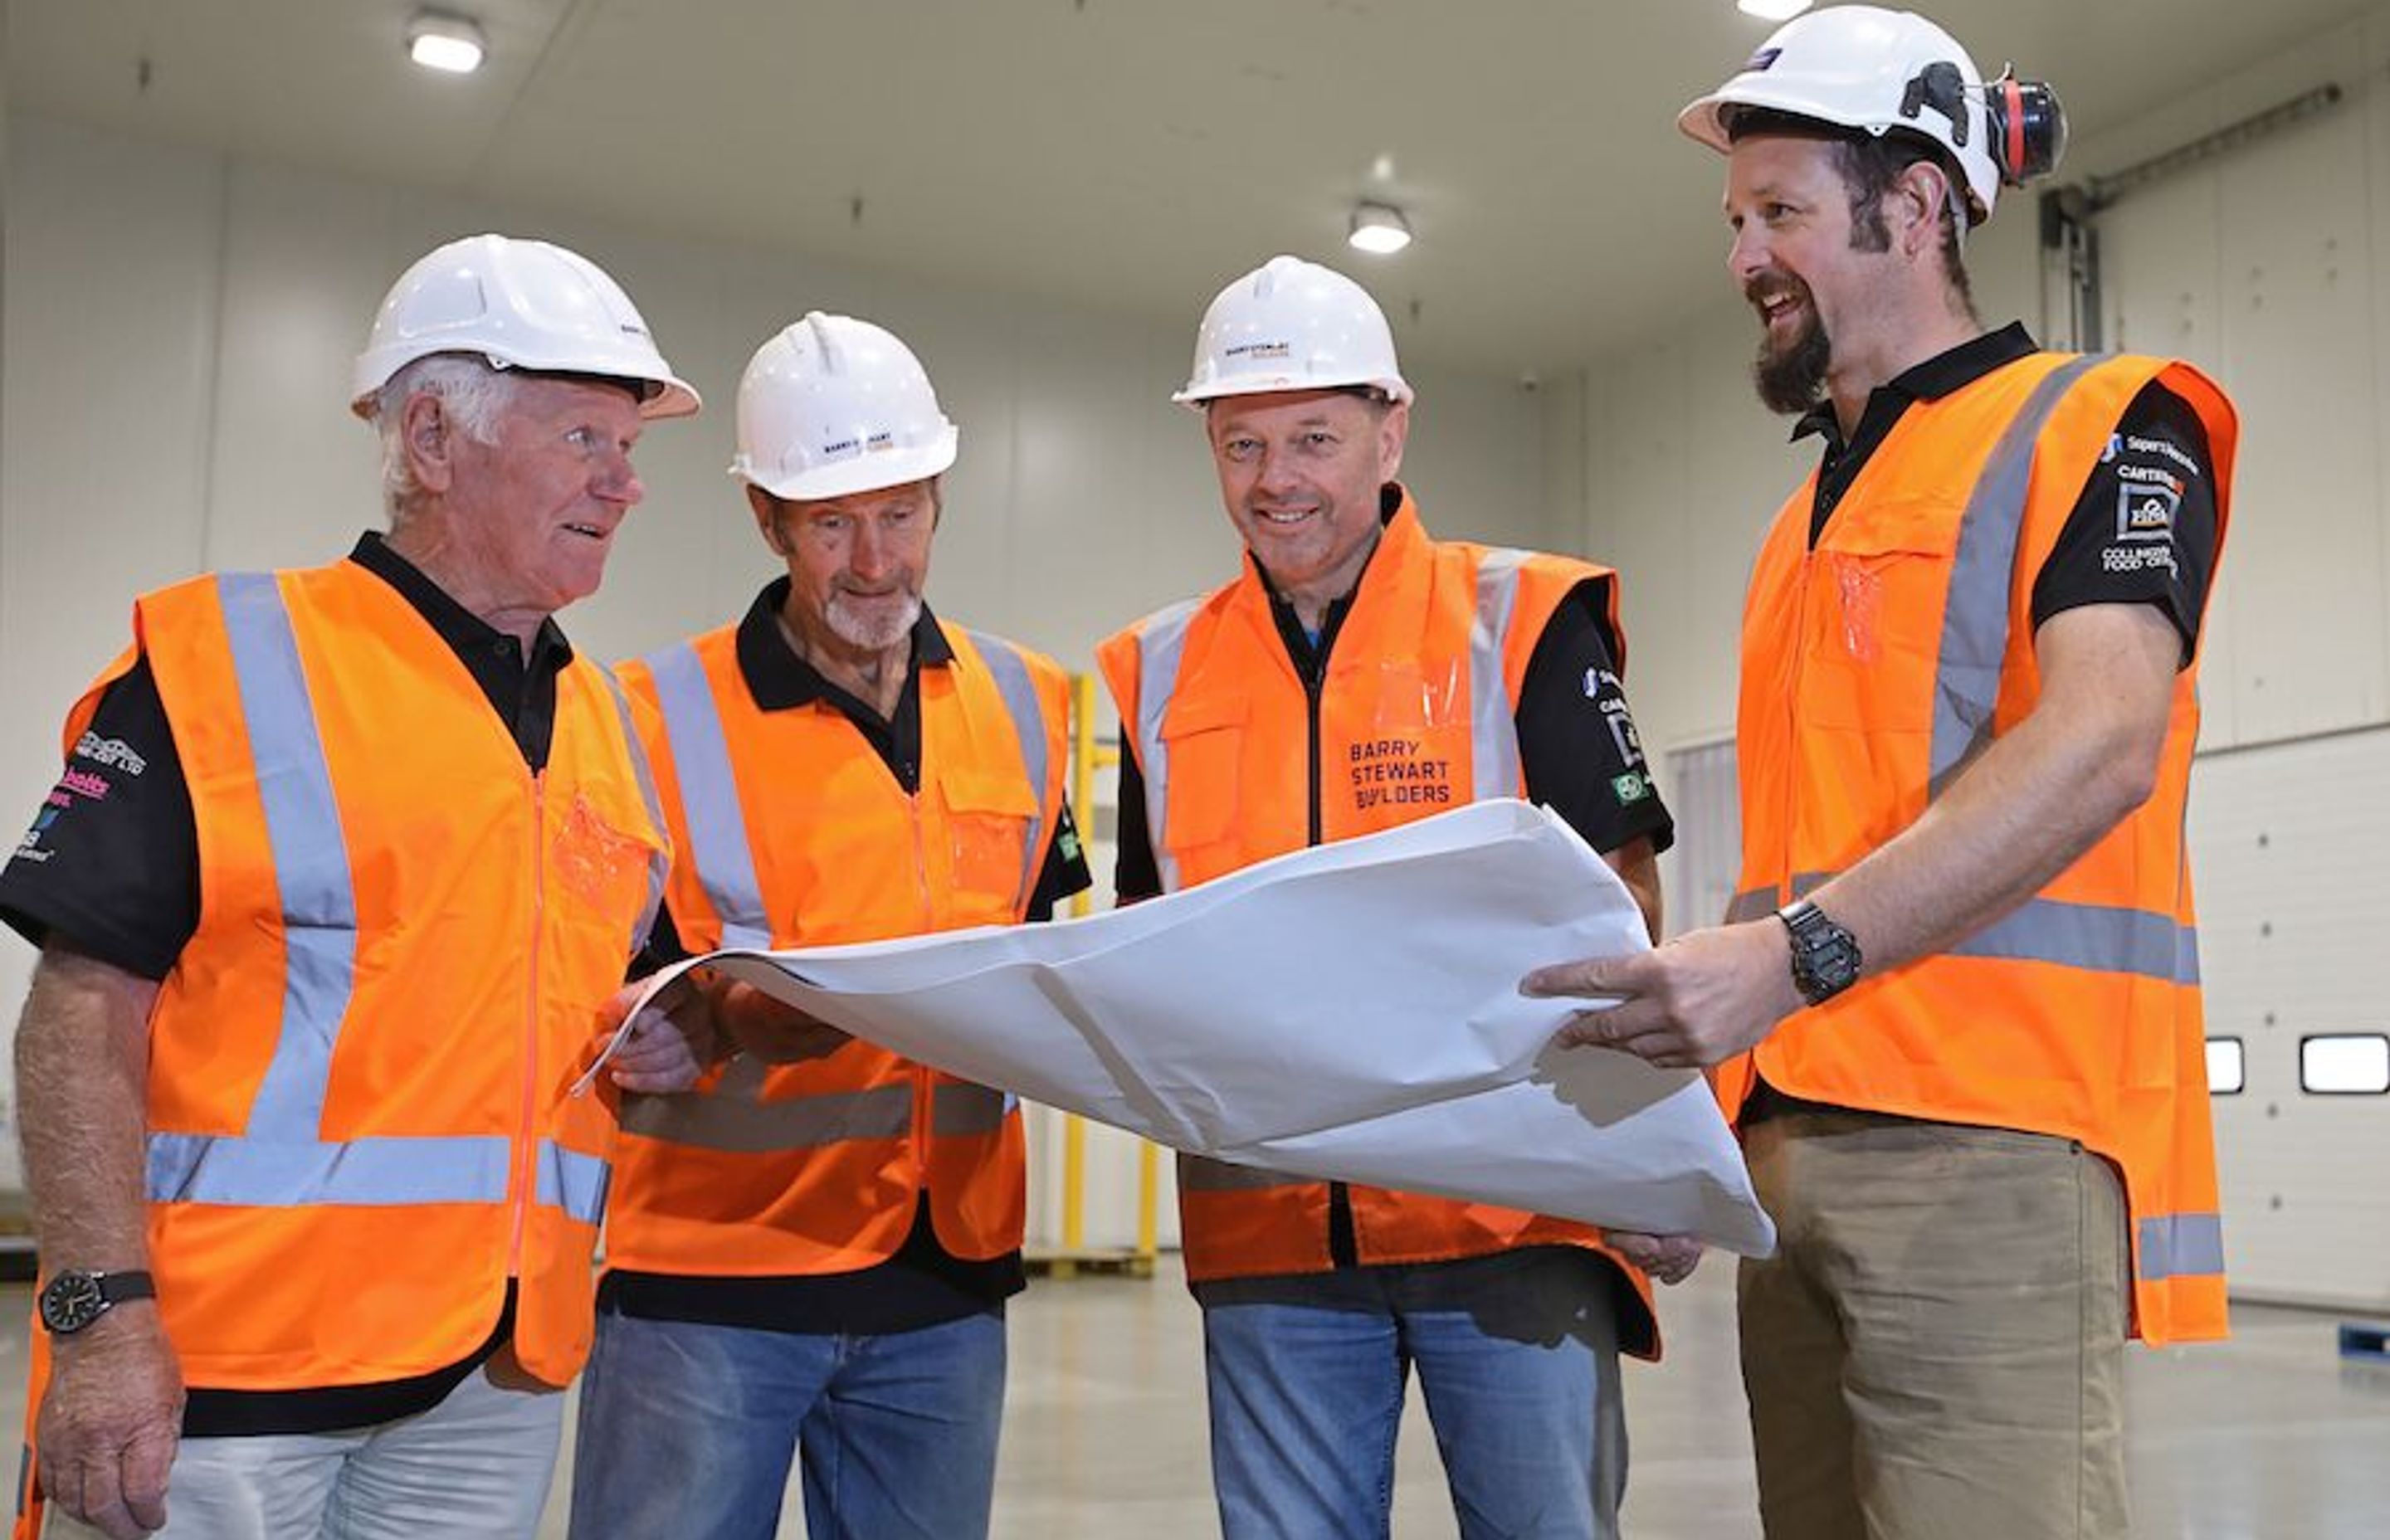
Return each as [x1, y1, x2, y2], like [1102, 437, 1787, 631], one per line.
[1099, 492, 1659, 1357]
[1717, 351, 2237, 1345]
[31, 561, 666, 1391]
[603, 616, 1069, 1276]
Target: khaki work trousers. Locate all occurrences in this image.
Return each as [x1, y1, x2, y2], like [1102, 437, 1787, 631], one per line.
[1738, 1110, 2132, 1540]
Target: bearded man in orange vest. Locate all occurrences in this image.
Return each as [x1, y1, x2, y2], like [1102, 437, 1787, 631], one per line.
[1100, 255, 1689, 1540]
[568, 314, 1089, 1540]
[1525, 10, 2236, 1538]
[2, 235, 709, 1540]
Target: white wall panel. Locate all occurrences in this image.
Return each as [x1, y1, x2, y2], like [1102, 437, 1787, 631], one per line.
[0, 118, 227, 1187]
[2212, 42, 2385, 740]
[2192, 728, 2390, 1310]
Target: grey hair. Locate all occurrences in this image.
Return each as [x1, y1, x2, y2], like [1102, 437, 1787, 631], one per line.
[369, 354, 520, 514]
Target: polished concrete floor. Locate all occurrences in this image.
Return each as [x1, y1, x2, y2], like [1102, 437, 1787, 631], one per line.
[3, 1260, 2387, 1537]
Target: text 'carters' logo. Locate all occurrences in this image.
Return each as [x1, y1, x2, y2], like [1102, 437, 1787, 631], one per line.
[74, 732, 148, 776]
[58, 768, 111, 802]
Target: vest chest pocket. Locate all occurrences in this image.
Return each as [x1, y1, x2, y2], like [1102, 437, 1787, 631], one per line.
[943, 765, 1039, 918]
[1154, 690, 1246, 860]
[1799, 503, 1961, 733]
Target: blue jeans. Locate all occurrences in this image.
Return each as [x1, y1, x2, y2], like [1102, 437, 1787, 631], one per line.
[1196, 1247, 1626, 1540]
[566, 1305, 1006, 1540]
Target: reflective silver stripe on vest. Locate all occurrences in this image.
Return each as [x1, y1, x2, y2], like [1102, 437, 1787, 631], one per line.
[148, 1131, 510, 1206]
[217, 572, 358, 1143]
[963, 630, 1051, 912]
[620, 1070, 914, 1154]
[1951, 896, 2200, 985]
[1178, 1153, 1312, 1192]
[2137, 1211, 2226, 1282]
[1768, 866, 2197, 985]
[1929, 356, 2107, 796]
[1726, 886, 1778, 924]
[646, 641, 772, 949]
[1729, 870, 1832, 923]
[599, 669, 671, 958]
[933, 1081, 1015, 1138]
[1130, 600, 1204, 894]
[535, 1140, 612, 1226]
[1471, 549, 1527, 800]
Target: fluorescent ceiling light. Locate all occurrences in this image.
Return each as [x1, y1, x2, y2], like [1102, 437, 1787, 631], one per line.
[1738, 0, 1814, 21]
[1348, 202, 1412, 256]
[408, 11, 487, 75]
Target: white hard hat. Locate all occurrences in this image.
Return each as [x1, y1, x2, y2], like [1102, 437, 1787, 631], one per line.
[729, 313, 959, 502]
[1175, 255, 1413, 408]
[1680, 6, 2056, 225]
[351, 233, 700, 420]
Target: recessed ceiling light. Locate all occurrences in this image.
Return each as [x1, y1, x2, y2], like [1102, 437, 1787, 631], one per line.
[1738, 0, 1814, 20]
[1348, 202, 1412, 256]
[407, 11, 487, 75]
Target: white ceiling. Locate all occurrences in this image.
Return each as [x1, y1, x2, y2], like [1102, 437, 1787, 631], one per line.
[6, 0, 2373, 376]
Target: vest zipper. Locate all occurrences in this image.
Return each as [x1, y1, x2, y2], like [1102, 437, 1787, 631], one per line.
[510, 771, 547, 1277]
[909, 794, 935, 1192]
[1300, 644, 1359, 1270]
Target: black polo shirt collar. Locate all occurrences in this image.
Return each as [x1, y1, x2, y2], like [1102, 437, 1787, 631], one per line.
[348, 531, 572, 768]
[1793, 322, 2038, 543]
[733, 578, 953, 710]
[731, 578, 951, 792]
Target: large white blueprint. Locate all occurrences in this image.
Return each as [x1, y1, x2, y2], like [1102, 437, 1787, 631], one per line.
[616, 799, 1775, 1257]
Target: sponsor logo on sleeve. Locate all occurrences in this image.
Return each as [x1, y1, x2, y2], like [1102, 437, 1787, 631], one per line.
[2115, 480, 2180, 543]
[1612, 771, 1651, 805]
[74, 733, 149, 775]
[57, 769, 112, 802]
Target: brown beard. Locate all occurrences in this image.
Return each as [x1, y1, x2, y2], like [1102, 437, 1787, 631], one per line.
[1753, 295, 1832, 417]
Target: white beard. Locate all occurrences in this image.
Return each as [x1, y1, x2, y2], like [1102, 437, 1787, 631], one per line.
[825, 588, 923, 651]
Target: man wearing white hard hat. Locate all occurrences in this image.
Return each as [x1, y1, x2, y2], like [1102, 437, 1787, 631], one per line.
[1, 233, 707, 1540]
[1098, 256, 1681, 1539]
[568, 313, 1087, 1540]
[1526, 8, 2236, 1536]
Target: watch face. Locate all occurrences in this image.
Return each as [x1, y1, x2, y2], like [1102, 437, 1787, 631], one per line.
[39, 1271, 105, 1334]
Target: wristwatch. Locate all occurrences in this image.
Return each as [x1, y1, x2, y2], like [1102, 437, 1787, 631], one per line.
[1776, 899, 1862, 1006]
[38, 1268, 156, 1336]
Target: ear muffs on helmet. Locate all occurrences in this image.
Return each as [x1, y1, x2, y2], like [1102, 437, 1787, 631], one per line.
[1900, 60, 2066, 189]
[1984, 68, 2066, 187]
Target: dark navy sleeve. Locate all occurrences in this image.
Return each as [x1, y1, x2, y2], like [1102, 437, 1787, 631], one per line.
[1112, 747, 1163, 904]
[1514, 579, 1676, 857]
[0, 660, 200, 980]
[2029, 380, 2221, 667]
[1025, 797, 1095, 923]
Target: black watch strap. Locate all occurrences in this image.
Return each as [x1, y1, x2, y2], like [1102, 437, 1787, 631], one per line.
[1777, 898, 1862, 1005]
[39, 1268, 158, 1336]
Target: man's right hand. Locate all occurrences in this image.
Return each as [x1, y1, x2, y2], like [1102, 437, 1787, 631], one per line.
[39, 1306, 183, 1539]
[717, 977, 852, 1065]
[1604, 1231, 1704, 1286]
